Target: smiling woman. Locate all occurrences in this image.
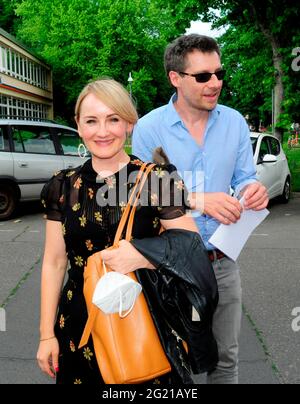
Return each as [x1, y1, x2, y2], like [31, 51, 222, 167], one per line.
[74, 79, 138, 174]
[36, 78, 204, 385]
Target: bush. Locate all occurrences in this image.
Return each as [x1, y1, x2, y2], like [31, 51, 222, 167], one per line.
[283, 137, 300, 192]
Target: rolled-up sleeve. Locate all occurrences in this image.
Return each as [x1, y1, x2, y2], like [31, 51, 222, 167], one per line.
[231, 120, 258, 197]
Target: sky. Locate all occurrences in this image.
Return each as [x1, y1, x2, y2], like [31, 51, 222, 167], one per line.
[186, 20, 226, 38]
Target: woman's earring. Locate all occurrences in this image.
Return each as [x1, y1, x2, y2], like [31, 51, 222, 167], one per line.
[78, 143, 87, 159]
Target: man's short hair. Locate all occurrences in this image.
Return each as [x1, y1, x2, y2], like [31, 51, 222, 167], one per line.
[164, 34, 221, 77]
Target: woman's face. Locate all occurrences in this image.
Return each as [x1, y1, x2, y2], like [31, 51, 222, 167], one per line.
[76, 93, 132, 160]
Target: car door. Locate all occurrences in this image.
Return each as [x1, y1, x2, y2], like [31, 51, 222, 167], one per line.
[10, 125, 64, 200]
[55, 128, 88, 170]
[0, 125, 13, 178]
[256, 136, 278, 198]
[267, 136, 284, 197]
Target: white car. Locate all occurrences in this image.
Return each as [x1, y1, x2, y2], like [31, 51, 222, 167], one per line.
[0, 119, 88, 220]
[251, 132, 291, 203]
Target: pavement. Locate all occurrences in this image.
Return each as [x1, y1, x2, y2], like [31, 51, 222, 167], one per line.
[1, 195, 299, 384]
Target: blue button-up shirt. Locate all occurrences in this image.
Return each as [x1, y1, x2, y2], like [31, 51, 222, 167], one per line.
[132, 95, 257, 249]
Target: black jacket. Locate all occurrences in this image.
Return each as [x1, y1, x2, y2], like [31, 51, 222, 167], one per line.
[132, 229, 219, 380]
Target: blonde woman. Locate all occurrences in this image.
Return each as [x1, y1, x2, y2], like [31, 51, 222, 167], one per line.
[37, 78, 198, 384]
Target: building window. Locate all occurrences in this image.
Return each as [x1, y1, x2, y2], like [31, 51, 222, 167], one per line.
[0, 94, 49, 120]
[0, 44, 49, 90]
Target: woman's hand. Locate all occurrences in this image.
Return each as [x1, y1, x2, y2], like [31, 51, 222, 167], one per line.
[101, 240, 155, 274]
[37, 337, 60, 379]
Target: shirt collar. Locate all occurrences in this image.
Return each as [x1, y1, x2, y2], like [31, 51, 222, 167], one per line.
[165, 93, 221, 128]
[165, 93, 182, 127]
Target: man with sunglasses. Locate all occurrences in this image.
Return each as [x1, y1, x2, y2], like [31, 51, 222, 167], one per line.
[133, 34, 268, 384]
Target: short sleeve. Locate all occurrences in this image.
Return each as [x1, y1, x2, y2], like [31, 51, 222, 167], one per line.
[149, 164, 190, 220]
[41, 171, 66, 222]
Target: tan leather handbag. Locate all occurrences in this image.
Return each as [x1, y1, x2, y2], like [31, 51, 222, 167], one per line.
[79, 162, 171, 384]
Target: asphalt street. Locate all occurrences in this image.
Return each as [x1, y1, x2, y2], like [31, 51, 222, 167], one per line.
[0, 195, 299, 384]
[239, 193, 300, 384]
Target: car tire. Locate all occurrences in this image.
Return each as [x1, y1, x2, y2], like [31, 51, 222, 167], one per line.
[0, 185, 18, 220]
[279, 177, 291, 204]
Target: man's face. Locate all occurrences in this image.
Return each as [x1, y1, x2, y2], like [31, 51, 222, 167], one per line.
[171, 50, 223, 111]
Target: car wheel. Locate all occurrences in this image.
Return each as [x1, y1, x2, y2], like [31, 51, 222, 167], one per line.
[279, 177, 291, 204]
[0, 185, 18, 220]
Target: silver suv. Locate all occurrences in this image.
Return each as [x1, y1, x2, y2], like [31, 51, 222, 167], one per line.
[0, 119, 86, 220]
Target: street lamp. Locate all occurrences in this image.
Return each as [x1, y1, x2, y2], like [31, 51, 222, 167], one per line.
[128, 72, 133, 99]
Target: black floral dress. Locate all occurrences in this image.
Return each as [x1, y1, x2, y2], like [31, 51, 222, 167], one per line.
[41, 156, 188, 385]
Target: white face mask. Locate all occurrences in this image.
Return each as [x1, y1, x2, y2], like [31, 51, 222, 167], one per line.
[92, 269, 142, 318]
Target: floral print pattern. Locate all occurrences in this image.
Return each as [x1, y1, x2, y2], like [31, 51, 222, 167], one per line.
[74, 379, 82, 384]
[42, 157, 187, 384]
[59, 314, 65, 329]
[83, 347, 94, 361]
[79, 215, 87, 227]
[70, 340, 76, 352]
[75, 256, 84, 267]
[74, 177, 83, 190]
[88, 188, 94, 199]
[94, 212, 102, 223]
[85, 240, 93, 251]
[72, 203, 81, 212]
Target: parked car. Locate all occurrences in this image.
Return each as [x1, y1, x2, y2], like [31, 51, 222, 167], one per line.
[251, 132, 291, 203]
[0, 119, 87, 220]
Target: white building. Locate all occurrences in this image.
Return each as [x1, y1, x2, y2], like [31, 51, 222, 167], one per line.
[0, 28, 53, 120]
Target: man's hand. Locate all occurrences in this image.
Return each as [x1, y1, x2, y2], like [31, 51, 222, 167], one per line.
[242, 183, 269, 211]
[101, 240, 155, 274]
[189, 192, 243, 225]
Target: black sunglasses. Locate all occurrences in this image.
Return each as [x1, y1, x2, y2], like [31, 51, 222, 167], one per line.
[179, 69, 226, 83]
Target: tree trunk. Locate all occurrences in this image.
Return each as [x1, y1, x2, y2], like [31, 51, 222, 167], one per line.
[256, 23, 284, 142]
[270, 38, 284, 142]
[249, 4, 284, 142]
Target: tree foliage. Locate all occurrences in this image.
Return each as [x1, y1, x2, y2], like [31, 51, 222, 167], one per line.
[8, 0, 193, 122]
[180, 0, 300, 136]
[2, 0, 299, 135]
[0, 0, 19, 34]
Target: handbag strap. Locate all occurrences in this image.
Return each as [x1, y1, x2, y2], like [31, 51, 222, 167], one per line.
[113, 162, 156, 245]
[125, 163, 156, 241]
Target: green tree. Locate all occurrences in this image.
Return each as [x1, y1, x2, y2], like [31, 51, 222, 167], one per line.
[0, 0, 19, 34]
[13, 0, 194, 122]
[177, 0, 300, 140]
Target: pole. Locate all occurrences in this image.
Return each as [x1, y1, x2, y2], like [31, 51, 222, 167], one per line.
[272, 88, 275, 136]
[128, 72, 133, 99]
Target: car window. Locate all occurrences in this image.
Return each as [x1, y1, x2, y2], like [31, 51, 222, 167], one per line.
[250, 137, 258, 155]
[57, 130, 80, 156]
[268, 137, 280, 156]
[12, 126, 56, 155]
[258, 138, 270, 161]
[0, 127, 8, 151]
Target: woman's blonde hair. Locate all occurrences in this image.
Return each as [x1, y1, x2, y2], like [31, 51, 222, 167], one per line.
[75, 78, 138, 124]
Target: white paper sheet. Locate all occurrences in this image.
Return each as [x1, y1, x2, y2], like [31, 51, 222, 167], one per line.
[208, 198, 269, 261]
